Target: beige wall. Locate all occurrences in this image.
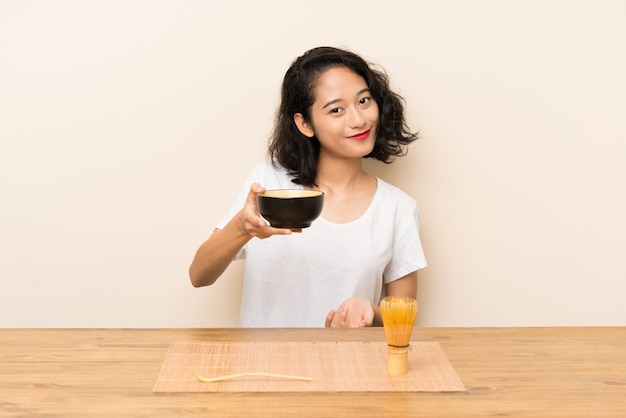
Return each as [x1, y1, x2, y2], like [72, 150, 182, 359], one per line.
[1, 1, 624, 327]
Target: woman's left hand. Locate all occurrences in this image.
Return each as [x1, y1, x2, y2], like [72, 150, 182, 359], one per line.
[325, 297, 374, 328]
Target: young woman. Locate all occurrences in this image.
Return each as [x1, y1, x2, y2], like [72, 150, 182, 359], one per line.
[189, 46, 427, 328]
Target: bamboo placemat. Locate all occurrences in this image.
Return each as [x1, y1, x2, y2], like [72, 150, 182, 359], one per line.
[153, 340, 465, 393]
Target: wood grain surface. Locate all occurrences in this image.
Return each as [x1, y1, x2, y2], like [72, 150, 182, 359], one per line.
[1, 327, 625, 417]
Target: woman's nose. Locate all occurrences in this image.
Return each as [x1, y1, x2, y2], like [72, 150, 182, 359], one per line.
[348, 107, 366, 128]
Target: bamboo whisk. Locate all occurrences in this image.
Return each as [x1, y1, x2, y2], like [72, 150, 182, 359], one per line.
[380, 296, 419, 375]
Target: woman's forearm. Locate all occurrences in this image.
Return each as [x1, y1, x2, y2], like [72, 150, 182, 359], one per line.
[189, 211, 252, 287]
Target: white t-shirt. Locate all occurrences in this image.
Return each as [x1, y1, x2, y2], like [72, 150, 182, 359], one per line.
[217, 161, 427, 327]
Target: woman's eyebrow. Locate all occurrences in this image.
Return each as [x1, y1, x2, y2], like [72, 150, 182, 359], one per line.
[322, 98, 342, 109]
[322, 88, 371, 109]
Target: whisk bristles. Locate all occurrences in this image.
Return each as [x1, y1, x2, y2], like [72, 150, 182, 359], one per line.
[380, 296, 418, 375]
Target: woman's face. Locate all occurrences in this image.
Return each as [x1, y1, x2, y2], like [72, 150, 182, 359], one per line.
[296, 66, 379, 160]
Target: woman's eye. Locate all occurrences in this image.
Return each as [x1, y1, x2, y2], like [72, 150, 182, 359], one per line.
[359, 97, 371, 105]
[330, 107, 342, 114]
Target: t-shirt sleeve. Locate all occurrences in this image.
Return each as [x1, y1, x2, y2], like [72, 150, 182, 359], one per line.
[383, 197, 428, 283]
[215, 173, 254, 231]
[213, 164, 266, 261]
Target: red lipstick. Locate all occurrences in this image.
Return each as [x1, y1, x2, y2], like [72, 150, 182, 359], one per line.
[348, 129, 370, 140]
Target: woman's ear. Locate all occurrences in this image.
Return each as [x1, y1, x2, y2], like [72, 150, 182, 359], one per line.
[294, 113, 315, 138]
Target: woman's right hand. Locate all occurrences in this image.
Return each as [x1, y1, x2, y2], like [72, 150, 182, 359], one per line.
[238, 182, 301, 239]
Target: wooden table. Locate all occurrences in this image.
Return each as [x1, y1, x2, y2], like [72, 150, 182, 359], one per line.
[1, 327, 625, 417]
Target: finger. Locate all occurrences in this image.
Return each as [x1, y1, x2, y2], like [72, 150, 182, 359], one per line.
[246, 183, 264, 206]
[329, 307, 347, 328]
[357, 311, 371, 327]
[325, 310, 336, 327]
[267, 226, 294, 236]
[339, 306, 349, 327]
[250, 182, 266, 194]
[242, 184, 266, 226]
[263, 226, 301, 235]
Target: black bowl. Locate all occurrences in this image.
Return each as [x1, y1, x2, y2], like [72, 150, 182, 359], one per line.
[257, 189, 324, 228]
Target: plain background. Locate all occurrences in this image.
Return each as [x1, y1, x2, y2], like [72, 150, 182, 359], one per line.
[1, 0, 624, 327]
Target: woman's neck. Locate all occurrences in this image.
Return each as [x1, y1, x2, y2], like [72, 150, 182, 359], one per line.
[313, 156, 378, 224]
[315, 156, 369, 193]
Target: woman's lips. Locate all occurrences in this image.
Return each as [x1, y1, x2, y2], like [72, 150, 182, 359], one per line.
[348, 129, 370, 140]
